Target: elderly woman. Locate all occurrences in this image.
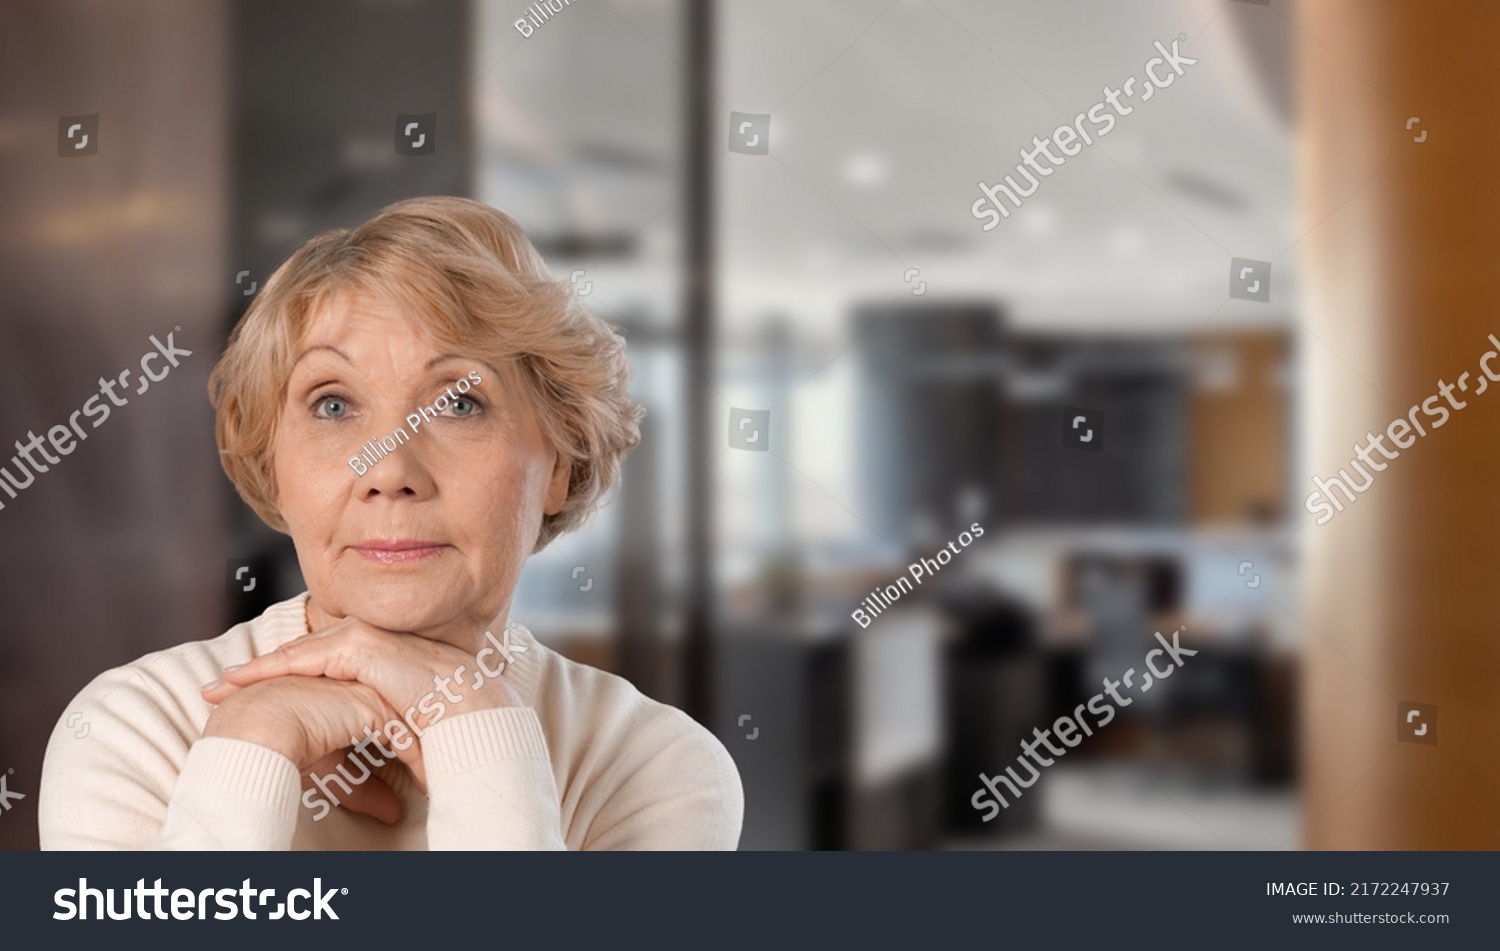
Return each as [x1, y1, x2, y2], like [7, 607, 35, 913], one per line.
[38, 196, 742, 850]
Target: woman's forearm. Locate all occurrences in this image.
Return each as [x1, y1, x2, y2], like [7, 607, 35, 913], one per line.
[40, 667, 302, 851]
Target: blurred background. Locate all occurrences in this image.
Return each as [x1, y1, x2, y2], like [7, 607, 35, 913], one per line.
[5, 0, 1498, 851]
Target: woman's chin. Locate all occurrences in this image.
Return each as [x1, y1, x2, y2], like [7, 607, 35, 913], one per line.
[313, 586, 478, 636]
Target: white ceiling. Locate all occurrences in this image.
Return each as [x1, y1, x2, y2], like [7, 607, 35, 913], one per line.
[476, 0, 1298, 335]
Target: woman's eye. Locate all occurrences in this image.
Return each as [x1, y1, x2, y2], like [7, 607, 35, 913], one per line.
[314, 396, 350, 419]
[445, 397, 478, 418]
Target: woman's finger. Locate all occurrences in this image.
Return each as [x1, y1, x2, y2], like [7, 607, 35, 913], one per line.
[348, 708, 428, 794]
[291, 680, 429, 795]
[202, 624, 376, 702]
[202, 619, 517, 733]
[302, 748, 403, 825]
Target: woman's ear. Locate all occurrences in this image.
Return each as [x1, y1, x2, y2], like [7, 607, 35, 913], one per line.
[543, 451, 570, 516]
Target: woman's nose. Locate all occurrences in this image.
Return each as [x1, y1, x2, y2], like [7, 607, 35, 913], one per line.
[353, 419, 435, 499]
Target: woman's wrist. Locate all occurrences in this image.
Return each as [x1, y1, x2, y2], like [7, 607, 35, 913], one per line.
[201, 702, 306, 766]
[420, 703, 549, 785]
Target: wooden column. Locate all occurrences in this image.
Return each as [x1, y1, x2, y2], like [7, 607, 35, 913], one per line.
[1302, 0, 1500, 848]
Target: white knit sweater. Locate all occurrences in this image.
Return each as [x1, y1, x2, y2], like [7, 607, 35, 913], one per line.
[38, 593, 742, 850]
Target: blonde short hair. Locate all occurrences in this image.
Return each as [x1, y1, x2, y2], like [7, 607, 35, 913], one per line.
[208, 195, 642, 551]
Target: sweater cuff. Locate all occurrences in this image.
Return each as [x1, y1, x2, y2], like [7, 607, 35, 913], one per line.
[177, 737, 302, 812]
[154, 738, 301, 850]
[421, 706, 551, 783]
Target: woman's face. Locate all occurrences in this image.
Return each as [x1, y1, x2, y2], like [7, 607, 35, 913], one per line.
[271, 290, 569, 645]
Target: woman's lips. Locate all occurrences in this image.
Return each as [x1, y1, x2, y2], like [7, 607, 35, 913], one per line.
[350, 540, 449, 565]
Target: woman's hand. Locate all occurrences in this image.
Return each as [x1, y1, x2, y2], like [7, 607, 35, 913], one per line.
[201, 675, 422, 824]
[202, 617, 524, 738]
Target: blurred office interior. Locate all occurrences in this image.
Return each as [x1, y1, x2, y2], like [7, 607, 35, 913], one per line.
[18, 0, 1474, 852]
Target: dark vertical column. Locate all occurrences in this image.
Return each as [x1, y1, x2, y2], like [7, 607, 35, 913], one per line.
[681, 0, 716, 726]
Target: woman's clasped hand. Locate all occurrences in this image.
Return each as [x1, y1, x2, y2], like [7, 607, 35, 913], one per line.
[201, 616, 523, 823]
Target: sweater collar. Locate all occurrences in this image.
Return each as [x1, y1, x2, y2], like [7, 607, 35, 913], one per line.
[483, 616, 543, 703]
